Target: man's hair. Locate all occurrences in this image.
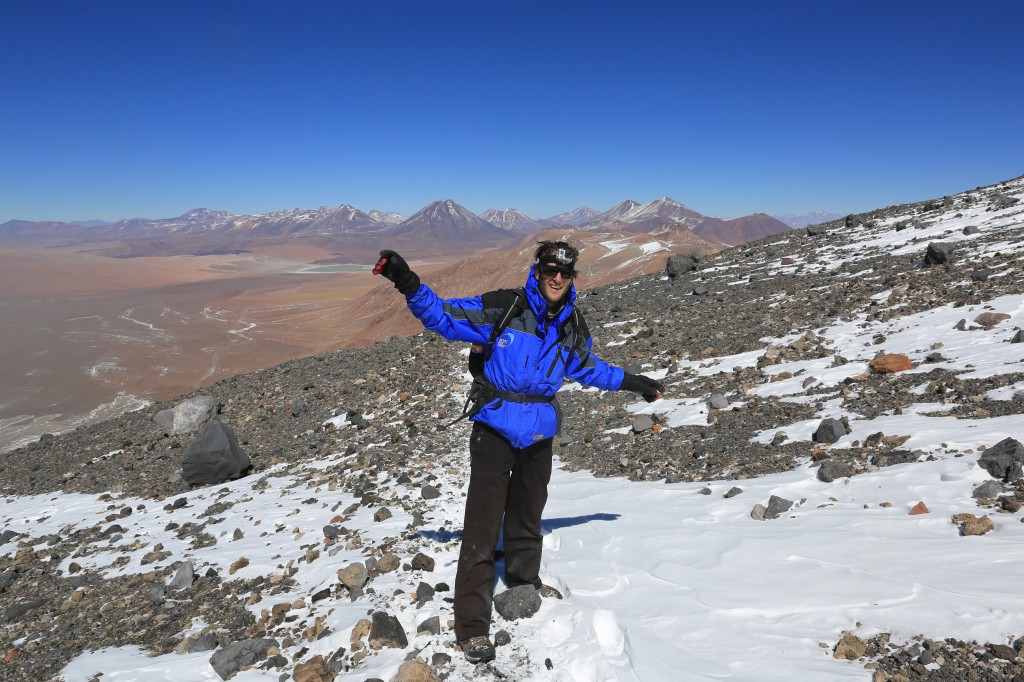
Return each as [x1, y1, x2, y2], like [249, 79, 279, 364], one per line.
[534, 240, 578, 265]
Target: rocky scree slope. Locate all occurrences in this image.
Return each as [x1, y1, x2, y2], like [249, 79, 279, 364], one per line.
[0, 175, 1023, 680]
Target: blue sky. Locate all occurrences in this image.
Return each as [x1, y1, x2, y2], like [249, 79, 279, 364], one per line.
[2, 0, 1022, 223]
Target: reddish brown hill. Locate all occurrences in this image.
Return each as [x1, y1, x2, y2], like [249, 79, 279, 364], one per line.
[693, 213, 792, 246]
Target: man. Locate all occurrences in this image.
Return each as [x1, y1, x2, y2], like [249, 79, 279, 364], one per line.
[374, 241, 664, 664]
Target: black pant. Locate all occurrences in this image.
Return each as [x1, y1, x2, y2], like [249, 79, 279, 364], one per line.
[454, 422, 553, 641]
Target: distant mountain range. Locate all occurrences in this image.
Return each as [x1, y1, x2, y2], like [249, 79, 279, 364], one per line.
[1, 197, 808, 256]
[772, 210, 844, 228]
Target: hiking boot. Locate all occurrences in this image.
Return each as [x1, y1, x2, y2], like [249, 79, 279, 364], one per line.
[537, 584, 563, 599]
[459, 636, 496, 664]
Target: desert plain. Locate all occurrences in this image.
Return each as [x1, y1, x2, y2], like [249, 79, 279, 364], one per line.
[0, 243, 395, 451]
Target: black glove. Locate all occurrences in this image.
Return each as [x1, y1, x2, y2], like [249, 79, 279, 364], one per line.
[620, 372, 664, 402]
[373, 249, 420, 295]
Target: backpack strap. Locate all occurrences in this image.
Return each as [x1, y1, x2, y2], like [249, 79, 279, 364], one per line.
[545, 307, 583, 378]
[482, 287, 526, 363]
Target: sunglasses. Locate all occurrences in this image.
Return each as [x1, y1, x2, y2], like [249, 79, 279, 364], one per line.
[538, 264, 576, 280]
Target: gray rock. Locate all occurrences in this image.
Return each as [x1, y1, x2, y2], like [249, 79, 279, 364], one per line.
[978, 438, 1024, 482]
[209, 638, 278, 680]
[962, 225, 980, 235]
[631, 415, 654, 433]
[724, 487, 743, 498]
[0, 530, 17, 545]
[415, 580, 435, 605]
[416, 615, 441, 635]
[871, 451, 919, 468]
[168, 561, 195, 590]
[954, 318, 968, 331]
[262, 654, 288, 670]
[323, 524, 342, 539]
[817, 460, 853, 483]
[420, 485, 441, 500]
[924, 242, 955, 265]
[493, 584, 542, 621]
[337, 562, 368, 590]
[0, 572, 16, 595]
[806, 224, 828, 236]
[154, 395, 217, 436]
[972, 480, 1004, 500]
[1012, 330, 1024, 344]
[708, 392, 729, 410]
[186, 633, 219, 653]
[812, 418, 847, 444]
[692, 286, 710, 296]
[750, 504, 766, 521]
[4, 599, 44, 622]
[990, 194, 1020, 210]
[494, 630, 512, 646]
[770, 432, 788, 446]
[970, 269, 990, 282]
[666, 253, 698, 278]
[289, 398, 306, 417]
[764, 495, 794, 520]
[181, 420, 251, 486]
[368, 611, 408, 649]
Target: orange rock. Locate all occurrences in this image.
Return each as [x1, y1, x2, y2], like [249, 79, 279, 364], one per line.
[869, 354, 912, 373]
[330, 515, 344, 523]
[3, 648, 18, 664]
[974, 312, 1010, 330]
[909, 501, 929, 515]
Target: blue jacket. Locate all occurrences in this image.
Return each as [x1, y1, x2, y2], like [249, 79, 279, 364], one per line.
[405, 264, 625, 448]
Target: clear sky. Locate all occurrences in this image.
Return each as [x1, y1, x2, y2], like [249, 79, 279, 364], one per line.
[2, 0, 1022, 223]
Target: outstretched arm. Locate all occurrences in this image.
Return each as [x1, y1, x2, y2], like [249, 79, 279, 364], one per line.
[373, 249, 490, 344]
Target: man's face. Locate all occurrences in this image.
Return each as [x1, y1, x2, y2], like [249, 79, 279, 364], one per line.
[536, 264, 574, 308]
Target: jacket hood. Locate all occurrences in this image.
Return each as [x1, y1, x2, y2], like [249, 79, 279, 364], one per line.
[525, 264, 576, 332]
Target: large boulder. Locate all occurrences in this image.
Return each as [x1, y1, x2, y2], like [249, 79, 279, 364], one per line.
[924, 242, 955, 265]
[181, 420, 251, 486]
[154, 396, 217, 436]
[368, 611, 408, 650]
[666, 253, 699, 278]
[209, 638, 278, 680]
[812, 418, 847, 444]
[977, 438, 1024, 482]
[816, 460, 853, 483]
